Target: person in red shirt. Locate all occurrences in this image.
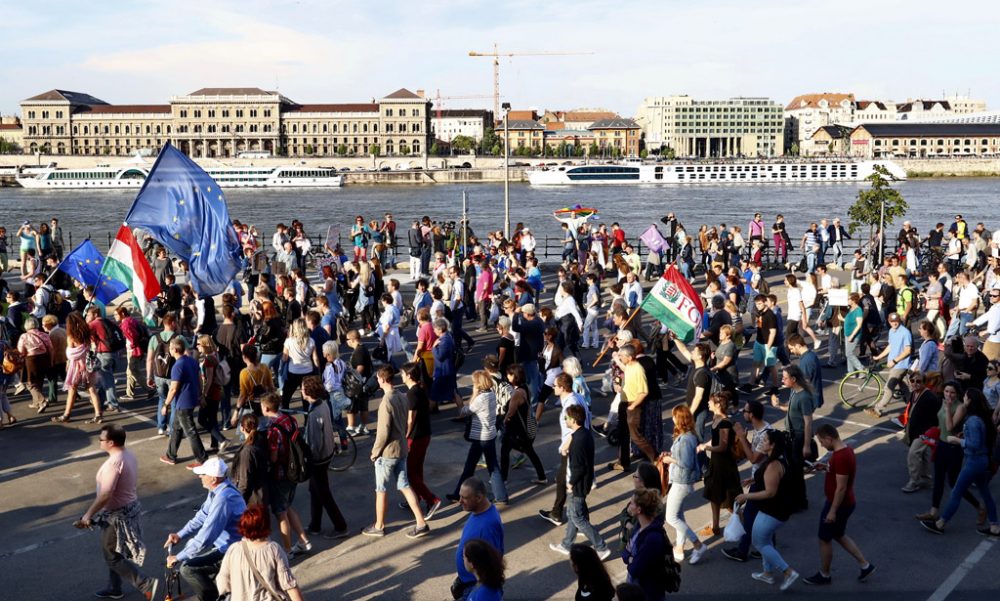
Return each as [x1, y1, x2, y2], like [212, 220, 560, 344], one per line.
[609, 223, 627, 256]
[804, 424, 876, 585]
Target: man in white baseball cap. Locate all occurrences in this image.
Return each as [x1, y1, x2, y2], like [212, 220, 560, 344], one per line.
[163, 457, 246, 601]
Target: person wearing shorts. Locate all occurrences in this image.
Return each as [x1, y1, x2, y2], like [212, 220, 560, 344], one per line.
[363, 365, 430, 539]
[748, 296, 779, 394]
[803, 424, 875, 585]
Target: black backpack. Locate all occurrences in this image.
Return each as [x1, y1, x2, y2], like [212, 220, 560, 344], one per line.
[342, 365, 366, 400]
[100, 317, 127, 353]
[657, 528, 683, 593]
[152, 332, 179, 378]
[272, 419, 312, 483]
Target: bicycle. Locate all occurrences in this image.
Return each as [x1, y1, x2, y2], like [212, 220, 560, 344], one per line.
[838, 361, 906, 408]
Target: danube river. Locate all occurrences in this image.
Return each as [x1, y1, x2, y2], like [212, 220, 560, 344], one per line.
[2, 178, 999, 250]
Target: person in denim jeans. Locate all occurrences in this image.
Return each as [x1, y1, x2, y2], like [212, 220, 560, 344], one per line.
[86, 306, 120, 412]
[735, 429, 799, 591]
[548, 404, 609, 559]
[146, 314, 183, 434]
[922, 389, 1000, 536]
[448, 371, 509, 506]
[660, 405, 706, 564]
[364, 365, 430, 538]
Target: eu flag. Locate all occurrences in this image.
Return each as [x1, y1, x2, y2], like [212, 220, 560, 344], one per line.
[57, 240, 129, 304]
[124, 143, 243, 296]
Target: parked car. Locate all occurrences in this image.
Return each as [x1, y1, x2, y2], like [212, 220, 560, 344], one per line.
[379, 166, 391, 171]
[339, 167, 351, 171]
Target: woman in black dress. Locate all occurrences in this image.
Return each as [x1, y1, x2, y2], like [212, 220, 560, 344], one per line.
[698, 392, 742, 538]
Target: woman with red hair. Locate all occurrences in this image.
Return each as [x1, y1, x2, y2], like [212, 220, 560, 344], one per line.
[216, 504, 304, 600]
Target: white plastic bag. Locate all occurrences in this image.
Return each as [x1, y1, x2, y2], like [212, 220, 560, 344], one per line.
[723, 502, 746, 542]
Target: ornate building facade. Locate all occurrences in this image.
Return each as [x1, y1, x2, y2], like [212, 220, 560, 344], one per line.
[19, 87, 432, 158]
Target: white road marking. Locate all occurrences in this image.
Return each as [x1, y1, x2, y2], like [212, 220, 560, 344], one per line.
[926, 539, 996, 601]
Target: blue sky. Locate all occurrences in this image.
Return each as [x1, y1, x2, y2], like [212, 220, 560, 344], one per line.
[2, 0, 998, 117]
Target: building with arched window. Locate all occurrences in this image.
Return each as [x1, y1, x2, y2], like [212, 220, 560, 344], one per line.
[20, 87, 433, 158]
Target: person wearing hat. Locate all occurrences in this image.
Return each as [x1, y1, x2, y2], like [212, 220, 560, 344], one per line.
[164, 456, 247, 601]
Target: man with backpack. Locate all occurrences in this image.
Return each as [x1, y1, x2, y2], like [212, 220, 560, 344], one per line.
[87, 306, 123, 412]
[261, 392, 313, 557]
[147, 313, 184, 435]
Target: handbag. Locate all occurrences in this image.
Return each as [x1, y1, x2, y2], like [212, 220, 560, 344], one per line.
[242, 541, 289, 600]
[724, 502, 746, 542]
[462, 412, 474, 442]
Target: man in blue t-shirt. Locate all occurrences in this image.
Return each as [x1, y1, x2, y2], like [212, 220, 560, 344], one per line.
[160, 337, 207, 468]
[788, 334, 825, 408]
[454, 477, 504, 600]
[869, 312, 912, 418]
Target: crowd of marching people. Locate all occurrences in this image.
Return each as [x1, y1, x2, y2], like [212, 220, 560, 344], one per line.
[4, 204, 1000, 600]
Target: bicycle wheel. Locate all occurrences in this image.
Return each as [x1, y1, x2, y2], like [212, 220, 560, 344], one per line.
[839, 372, 884, 408]
[329, 433, 357, 472]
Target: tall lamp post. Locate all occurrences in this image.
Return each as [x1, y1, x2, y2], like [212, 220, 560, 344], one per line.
[502, 102, 511, 239]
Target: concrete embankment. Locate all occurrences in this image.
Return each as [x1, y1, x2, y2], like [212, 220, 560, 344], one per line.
[896, 158, 1000, 177]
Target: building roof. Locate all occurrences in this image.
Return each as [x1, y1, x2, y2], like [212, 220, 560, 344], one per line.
[896, 100, 952, 112]
[589, 117, 640, 130]
[188, 87, 276, 96]
[0, 123, 22, 131]
[507, 110, 537, 121]
[23, 89, 108, 105]
[813, 125, 852, 139]
[854, 123, 1000, 137]
[563, 110, 619, 122]
[855, 100, 891, 111]
[545, 122, 565, 131]
[383, 88, 424, 100]
[75, 104, 172, 115]
[285, 103, 378, 113]
[785, 93, 854, 111]
[433, 109, 492, 119]
[504, 120, 544, 130]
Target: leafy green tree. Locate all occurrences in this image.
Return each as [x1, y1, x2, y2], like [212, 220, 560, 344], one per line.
[337, 144, 348, 156]
[480, 128, 498, 154]
[369, 144, 380, 157]
[639, 148, 648, 159]
[429, 142, 440, 156]
[451, 135, 476, 153]
[588, 142, 599, 157]
[789, 142, 800, 156]
[400, 143, 410, 156]
[848, 164, 908, 259]
[491, 143, 501, 156]
[304, 144, 314, 155]
[664, 146, 676, 160]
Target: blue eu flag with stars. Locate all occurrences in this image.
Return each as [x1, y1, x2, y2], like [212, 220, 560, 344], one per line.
[124, 143, 244, 296]
[56, 239, 129, 304]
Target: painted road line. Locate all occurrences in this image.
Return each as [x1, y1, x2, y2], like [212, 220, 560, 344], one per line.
[926, 539, 995, 601]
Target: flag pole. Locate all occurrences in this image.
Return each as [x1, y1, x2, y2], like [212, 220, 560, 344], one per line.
[591, 306, 642, 368]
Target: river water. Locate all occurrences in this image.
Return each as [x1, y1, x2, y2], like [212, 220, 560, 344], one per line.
[2, 178, 999, 251]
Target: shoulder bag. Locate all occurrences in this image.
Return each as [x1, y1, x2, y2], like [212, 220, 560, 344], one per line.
[242, 540, 289, 601]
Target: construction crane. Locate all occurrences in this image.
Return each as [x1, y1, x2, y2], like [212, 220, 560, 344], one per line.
[469, 43, 593, 118]
[433, 89, 494, 121]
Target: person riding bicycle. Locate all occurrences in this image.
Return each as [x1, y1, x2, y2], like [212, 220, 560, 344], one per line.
[866, 313, 912, 419]
[164, 457, 246, 601]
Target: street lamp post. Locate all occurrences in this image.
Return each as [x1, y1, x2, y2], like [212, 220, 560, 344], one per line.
[502, 102, 511, 239]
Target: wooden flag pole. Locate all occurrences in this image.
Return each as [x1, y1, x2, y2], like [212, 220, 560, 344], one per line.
[591, 305, 642, 368]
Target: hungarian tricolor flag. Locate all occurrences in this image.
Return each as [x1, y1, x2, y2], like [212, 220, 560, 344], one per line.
[101, 225, 161, 318]
[640, 264, 704, 342]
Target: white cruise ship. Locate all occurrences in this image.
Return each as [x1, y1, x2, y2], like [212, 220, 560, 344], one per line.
[16, 164, 344, 189]
[527, 159, 906, 185]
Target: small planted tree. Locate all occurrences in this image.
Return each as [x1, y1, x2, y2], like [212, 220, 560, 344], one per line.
[847, 164, 908, 262]
[369, 144, 380, 157]
[337, 144, 348, 156]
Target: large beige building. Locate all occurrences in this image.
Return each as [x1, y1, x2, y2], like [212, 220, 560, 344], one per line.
[849, 123, 1000, 158]
[0, 116, 24, 151]
[636, 95, 784, 157]
[783, 93, 855, 154]
[19, 87, 432, 158]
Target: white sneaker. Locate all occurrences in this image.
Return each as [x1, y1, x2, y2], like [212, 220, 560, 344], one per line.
[673, 547, 685, 563]
[813, 339, 822, 350]
[752, 572, 776, 585]
[689, 545, 706, 565]
[596, 548, 611, 561]
[780, 570, 799, 591]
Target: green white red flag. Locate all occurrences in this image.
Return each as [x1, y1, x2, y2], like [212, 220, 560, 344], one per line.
[101, 225, 161, 317]
[639, 264, 704, 342]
